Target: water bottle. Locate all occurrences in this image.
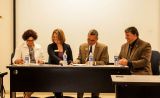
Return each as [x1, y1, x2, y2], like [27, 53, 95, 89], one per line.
[24, 53, 30, 65]
[88, 52, 94, 66]
[114, 56, 119, 66]
[63, 51, 68, 65]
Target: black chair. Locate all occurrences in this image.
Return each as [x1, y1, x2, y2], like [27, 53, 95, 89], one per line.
[0, 72, 8, 98]
[151, 50, 160, 75]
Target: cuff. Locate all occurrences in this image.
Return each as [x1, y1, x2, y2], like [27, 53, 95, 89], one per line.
[127, 60, 133, 69]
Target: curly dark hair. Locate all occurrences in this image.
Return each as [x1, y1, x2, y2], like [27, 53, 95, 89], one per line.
[22, 29, 38, 41]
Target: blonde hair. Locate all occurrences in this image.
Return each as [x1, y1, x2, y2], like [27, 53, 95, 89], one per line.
[52, 28, 66, 43]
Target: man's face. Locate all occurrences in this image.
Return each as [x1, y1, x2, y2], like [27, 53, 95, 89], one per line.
[125, 32, 137, 43]
[87, 35, 97, 45]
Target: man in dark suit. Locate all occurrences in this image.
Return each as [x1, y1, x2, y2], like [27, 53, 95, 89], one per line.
[118, 26, 152, 75]
[75, 29, 109, 98]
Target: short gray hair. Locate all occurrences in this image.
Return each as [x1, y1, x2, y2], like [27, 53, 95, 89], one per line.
[88, 29, 98, 39]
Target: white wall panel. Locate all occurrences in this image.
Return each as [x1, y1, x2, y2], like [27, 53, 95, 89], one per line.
[16, 0, 160, 62]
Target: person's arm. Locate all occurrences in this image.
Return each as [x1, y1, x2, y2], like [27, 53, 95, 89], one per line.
[47, 44, 61, 64]
[66, 45, 73, 64]
[75, 45, 82, 64]
[12, 45, 24, 64]
[119, 43, 152, 69]
[95, 46, 109, 65]
[131, 43, 151, 69]
[118, 44, 131, 67]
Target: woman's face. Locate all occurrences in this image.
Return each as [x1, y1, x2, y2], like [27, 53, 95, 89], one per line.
[26, 37, 34, 47]
[52, 33, 61, 44]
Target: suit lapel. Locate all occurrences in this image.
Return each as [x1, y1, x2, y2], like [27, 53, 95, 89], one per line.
[125, 44, 130, 58]
[130, 42, 139, 58]
[129, 39, 140, 59]
[94, 43, 99, 61]
[84, 45, 89, 61]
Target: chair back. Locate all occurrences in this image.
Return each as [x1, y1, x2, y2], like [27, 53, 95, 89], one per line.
[151, 50, 160, 75]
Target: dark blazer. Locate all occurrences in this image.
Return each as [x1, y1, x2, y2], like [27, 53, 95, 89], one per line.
[48, 43, 73, 64]
[77, 42, 109, 65]
[119, 38, 152, 75]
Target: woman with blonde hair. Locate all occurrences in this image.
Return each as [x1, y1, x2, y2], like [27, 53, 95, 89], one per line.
[47, 28, 73, 98]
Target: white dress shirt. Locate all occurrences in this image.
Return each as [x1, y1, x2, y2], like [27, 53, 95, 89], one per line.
[89, 43, 96, 55]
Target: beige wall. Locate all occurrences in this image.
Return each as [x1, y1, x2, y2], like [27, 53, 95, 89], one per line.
[0, 0, 160, 91]
[0, 0, 13, 91]
[16, 0, 160, 62]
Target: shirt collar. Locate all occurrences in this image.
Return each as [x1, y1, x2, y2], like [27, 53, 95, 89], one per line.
[129, 38, 138, 47]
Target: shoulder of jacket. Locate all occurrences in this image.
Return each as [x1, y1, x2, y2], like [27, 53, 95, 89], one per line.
[80, 43, 88, 47]
[18, 42, 27, 48]
[121, 42, 128, 48]
[96, 42, 108, 48]
[137, 38, 150, 46]
[34, 43, 42, 49]
[63, 43, 70, 47]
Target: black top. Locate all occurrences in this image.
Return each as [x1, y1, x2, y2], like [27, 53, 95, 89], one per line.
[47, 43, 73, 64]
[128, 38, 138, 54]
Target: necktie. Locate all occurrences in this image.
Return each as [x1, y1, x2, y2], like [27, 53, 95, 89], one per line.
[89, 45, 92, 53]
[87, 46, 92, 61]
[127, 45, 132, 59]
[29, 47, 36, 63]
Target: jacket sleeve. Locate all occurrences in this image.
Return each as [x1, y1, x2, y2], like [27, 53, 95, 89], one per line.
[96, 46, 109, 65]
[12, 45, 22, 64]
[47, 44, 61, 64]
[132, 43, 152, 69]
[66, 44, 73, 64]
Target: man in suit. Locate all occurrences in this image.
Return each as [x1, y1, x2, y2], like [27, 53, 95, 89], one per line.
[118, 26, 152, 75]
[76, 29, 109, 98]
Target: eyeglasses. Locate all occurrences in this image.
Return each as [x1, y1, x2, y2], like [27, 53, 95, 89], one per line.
[27, 39, 34, 42]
